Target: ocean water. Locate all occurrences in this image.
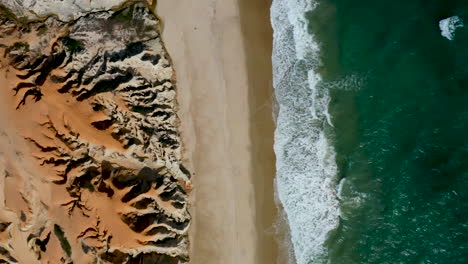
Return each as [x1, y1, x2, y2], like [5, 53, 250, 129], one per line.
[271, 1, 468, 264]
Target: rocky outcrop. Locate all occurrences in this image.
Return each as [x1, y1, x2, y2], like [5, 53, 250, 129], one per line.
[0, 1, 191, 263]
[0, 0, 131, 21]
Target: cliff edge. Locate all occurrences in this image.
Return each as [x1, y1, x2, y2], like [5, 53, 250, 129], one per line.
[0, 1, 191, 263]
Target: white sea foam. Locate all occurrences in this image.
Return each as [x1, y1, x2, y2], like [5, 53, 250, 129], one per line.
[336, 178, 346, 200]
[271, 0, 340, 263]
[439, 16, 464, 40]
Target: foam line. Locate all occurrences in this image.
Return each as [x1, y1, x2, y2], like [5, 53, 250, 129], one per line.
[271, 0, 340, 263]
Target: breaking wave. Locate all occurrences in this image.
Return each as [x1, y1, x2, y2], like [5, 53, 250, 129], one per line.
[270, 0, 340, 263]
[439, 16, 464, 40]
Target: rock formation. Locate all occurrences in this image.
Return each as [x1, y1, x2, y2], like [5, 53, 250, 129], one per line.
[0, 1, 191, 263]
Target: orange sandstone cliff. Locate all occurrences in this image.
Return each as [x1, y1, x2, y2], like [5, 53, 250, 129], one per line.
[0, 1, 191, 263]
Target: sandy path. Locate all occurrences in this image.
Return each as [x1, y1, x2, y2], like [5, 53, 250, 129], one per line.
[157, 0, 277, 263]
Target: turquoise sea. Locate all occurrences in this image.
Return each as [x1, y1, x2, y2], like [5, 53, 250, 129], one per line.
[271, 1, 468, 263]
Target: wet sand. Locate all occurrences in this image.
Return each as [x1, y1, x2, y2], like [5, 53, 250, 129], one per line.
[157, 0, 278, 263]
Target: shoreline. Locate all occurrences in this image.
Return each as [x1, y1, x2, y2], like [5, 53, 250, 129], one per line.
[157, 0, 278, 263]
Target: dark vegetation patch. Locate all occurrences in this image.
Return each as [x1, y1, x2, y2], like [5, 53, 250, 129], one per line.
[110, 4, 136, 23]
[53, 224, 72, 257]
[61, 37, 83, 53]
[4, 42, 29, 57]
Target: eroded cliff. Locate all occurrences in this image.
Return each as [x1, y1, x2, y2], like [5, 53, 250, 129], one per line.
[0, 1, 191, 263]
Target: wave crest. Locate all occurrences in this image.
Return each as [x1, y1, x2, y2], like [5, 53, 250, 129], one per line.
[439, 16, 464, 40]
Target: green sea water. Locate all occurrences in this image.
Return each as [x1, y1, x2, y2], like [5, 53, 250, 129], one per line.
[307, 1, 468, 263]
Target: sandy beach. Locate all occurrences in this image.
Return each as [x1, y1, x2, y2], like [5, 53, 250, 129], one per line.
[157, 0, 278, 263]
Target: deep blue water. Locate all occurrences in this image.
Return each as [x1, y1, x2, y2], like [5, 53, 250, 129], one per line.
[271, 1, 468, 263]
[314, 1, 468, 263]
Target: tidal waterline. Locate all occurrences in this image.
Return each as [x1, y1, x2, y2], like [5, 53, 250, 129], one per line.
[307, 0, 468, 263]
